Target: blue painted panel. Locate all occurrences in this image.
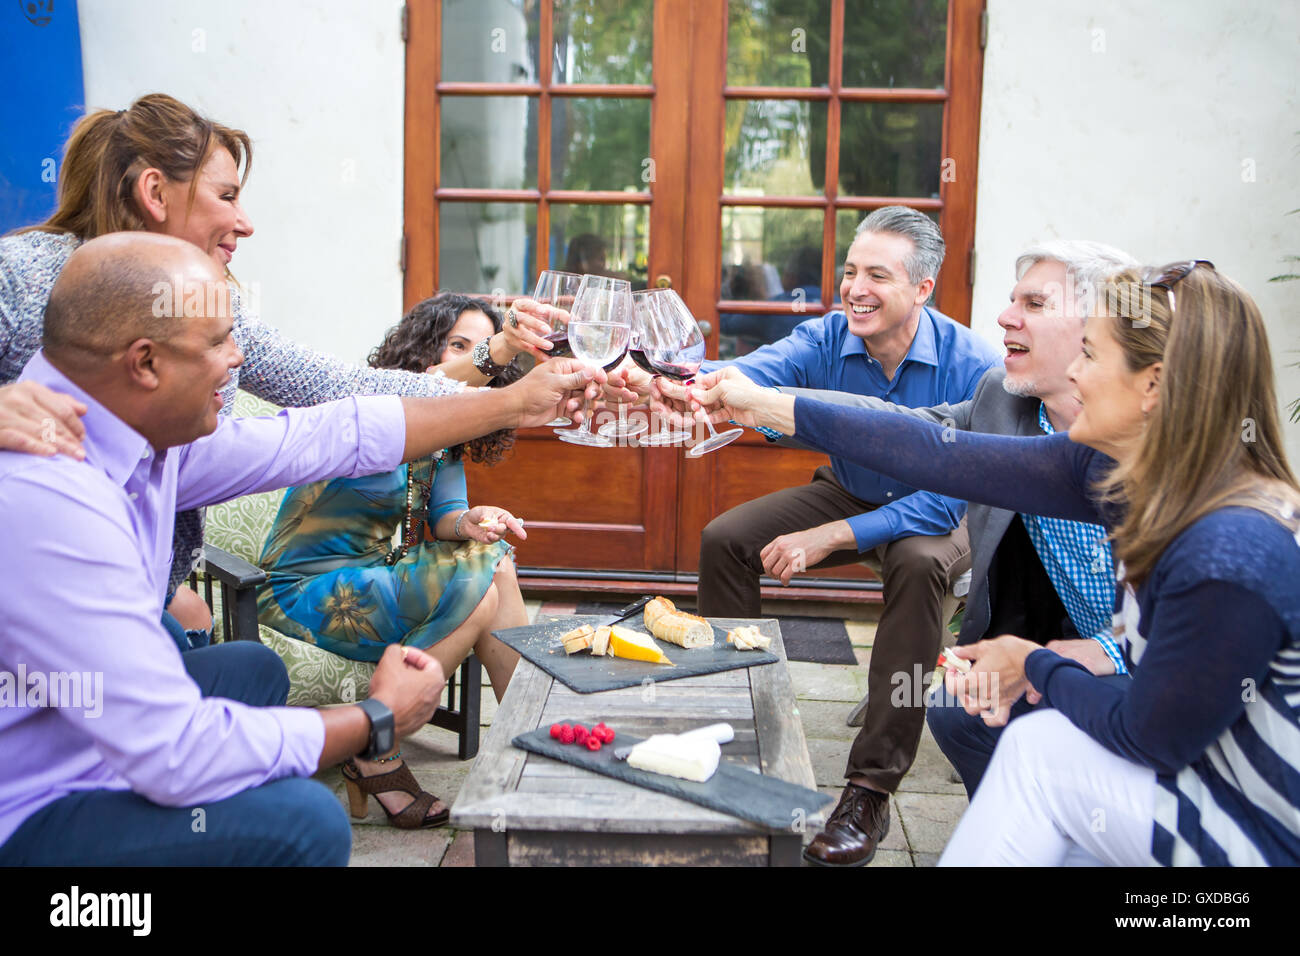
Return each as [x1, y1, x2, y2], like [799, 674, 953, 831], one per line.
[0, 0, 85, 233]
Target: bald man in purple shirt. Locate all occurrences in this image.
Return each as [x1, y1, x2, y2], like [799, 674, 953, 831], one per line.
[0, 233, 601, 865]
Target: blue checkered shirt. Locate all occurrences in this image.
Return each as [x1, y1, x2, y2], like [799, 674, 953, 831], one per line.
[1019, 404, 1126, 673]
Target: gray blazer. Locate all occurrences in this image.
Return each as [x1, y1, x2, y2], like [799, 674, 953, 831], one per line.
[778, 368, 1044, 643]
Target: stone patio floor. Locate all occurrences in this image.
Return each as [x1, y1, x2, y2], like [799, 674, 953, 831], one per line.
[325, 598, 966, 866]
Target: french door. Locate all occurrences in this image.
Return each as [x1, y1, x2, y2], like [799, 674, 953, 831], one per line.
[404, 0, 986, 599]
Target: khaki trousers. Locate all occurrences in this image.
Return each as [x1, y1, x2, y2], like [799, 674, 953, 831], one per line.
[697, 465, 971, 792]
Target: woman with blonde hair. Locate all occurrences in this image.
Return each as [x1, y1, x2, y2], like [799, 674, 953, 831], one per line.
[0, 93, 550, 643]
[685, 261, 1300, 865]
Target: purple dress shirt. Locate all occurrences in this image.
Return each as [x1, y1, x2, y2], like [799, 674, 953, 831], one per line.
[0, 352, 407, 845]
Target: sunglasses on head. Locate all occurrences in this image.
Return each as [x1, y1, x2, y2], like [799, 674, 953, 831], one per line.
[1144, 260, 1215, 315]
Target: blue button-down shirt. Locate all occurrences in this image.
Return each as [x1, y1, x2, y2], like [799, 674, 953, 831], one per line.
[1020, 403, 1127, 673]
[0, 352, 407, 845]
[706, 307, 1001, 551]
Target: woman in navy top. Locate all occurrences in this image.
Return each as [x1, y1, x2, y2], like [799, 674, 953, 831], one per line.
[685, 262, 1300, 866]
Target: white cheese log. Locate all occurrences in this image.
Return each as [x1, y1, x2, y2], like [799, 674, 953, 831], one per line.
[626, 733, 722, 783]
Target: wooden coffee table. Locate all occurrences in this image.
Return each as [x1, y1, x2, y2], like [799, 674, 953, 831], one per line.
[451, 617, 823, 866]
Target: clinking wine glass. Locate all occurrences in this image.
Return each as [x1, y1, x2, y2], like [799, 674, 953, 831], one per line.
[631, 289, 692, 446]
[641, 289, 743, 457]
[596, 292, 662, 442]
[531, 270, 585, 426]
[555, 275, 632, 447]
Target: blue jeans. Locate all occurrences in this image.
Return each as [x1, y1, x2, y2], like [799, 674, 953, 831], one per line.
[0, 642, 349, 866]
[926, 674, 1133, 799]
[161, 608, 212, 652]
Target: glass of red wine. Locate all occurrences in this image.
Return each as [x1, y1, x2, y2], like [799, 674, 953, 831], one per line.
[632, 289, 692, 446]
[555, 275, 633, 447]
[531, 270, 585, 426]
[641, 289, 743, 457]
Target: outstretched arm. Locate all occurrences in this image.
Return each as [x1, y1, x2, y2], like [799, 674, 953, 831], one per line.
[792, 394, 1106, 525]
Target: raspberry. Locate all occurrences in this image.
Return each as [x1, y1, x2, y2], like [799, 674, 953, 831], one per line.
[585, 734, 602, 752]
[559, 724, 575, 745]
[549, 723, 564, 740]
[599, 726, 615, 744]
[573, 724, 589, 744]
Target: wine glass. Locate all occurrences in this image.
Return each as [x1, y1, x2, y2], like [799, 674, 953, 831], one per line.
[555, 275, 632, 447]
[641, 289, 743, 457]
[596, 291, 660, 442]
[632, 289, 692, 446]
[531, 270, 585, 426]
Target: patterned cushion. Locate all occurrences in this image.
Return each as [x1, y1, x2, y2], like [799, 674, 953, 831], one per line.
[207, 391, 374, 707]
[205, 392, 285, 563]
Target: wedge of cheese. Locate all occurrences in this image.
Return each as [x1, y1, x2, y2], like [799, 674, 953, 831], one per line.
[643, 596, 714, 649]
[608, 625, 672, 665]
[626, 733, 721, 782]
[590, 625, 612, 657]
[726, 625, 771, 651]
[560, 624, 594, 655]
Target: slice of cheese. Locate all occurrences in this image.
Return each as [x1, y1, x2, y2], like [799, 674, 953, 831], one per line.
[608, 625, 672, 665]
[627, 733, 721, 782]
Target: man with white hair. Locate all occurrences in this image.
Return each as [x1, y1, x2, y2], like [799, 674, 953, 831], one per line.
[663, 239, 1138, 864]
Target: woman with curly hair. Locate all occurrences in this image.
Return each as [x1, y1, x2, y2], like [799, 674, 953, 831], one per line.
[255, 292, 533, 829]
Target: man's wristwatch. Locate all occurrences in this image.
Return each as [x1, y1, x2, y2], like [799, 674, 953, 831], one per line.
[471, 337, 510, 378]
[357, 698, 395, 759]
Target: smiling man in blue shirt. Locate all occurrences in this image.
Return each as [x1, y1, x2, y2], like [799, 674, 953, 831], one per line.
[694, 207, 1000, 865]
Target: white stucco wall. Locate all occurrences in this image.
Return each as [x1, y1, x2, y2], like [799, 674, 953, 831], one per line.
[972, 0, 1300, 461]
[77, 0, 407, 367]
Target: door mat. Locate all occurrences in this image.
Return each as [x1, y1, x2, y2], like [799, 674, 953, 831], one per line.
[573, 601, 857, 666]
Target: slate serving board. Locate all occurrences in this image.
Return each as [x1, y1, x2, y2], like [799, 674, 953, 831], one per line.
[512, 724, 833, 831]
[491, 614, 779, 694]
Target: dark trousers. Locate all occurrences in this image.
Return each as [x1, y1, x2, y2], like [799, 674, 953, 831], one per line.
[0, 641, 350, 866]
[698, 465, 971, 792]
[927, 675, 1133, 800]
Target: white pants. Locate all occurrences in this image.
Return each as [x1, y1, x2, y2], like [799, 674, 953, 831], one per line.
[939, 709, 1160, 866]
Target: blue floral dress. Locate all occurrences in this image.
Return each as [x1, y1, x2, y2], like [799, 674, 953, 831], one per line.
[256, 454, 509, 662]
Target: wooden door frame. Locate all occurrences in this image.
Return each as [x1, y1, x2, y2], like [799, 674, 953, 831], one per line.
[401, 0, 988, 601]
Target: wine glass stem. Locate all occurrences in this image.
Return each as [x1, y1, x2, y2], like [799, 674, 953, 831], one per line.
[578, 396, 595, 434]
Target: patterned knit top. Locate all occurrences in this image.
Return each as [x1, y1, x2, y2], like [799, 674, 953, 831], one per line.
[0, 230, 464, 590]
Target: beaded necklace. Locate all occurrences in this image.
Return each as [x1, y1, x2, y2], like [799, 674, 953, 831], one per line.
[385, 454, 438, 566]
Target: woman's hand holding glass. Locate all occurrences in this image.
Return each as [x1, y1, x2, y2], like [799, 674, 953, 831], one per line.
[500, 298, 556, 361]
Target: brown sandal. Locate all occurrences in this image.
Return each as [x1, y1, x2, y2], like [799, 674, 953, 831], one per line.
[341, 758, 450, 829]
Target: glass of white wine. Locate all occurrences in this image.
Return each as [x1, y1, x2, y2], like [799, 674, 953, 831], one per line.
[555, 275, 632, 448]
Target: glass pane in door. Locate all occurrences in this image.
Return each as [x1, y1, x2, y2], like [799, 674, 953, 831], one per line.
[438, 202, 538, 295]
[548, 202, 650, 288]
[837, 101, 944, 198]
[551, 98, 652, 192]
[441, 0, 539, 83]
[841, 0, 948, 89]
[719, 205, 823, 359]
[441, 96, 539, 190]
[552, 0, 655, 84]
[727, 0, 830, 86]
[723, 99, 828, 195]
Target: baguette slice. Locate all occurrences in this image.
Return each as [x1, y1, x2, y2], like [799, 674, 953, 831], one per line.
[642, 596, 677, 633]
[726, 625, 771, 651]
[644, 597, 714, 649]
[590, 625, 613, 657]
[560, 624, 595, 655]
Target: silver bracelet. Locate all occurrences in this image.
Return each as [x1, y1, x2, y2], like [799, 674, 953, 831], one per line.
[453, 510, 470, 538]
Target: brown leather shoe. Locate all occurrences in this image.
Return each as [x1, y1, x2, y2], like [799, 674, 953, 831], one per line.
[802, 783, 890, 866]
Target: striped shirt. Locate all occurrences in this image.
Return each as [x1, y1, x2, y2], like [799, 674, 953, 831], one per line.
[1020, 404, 1125, 673]
[790, 397, 1300, 867]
